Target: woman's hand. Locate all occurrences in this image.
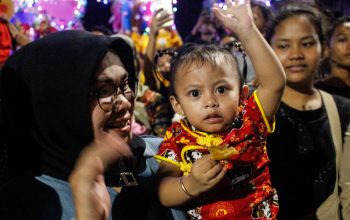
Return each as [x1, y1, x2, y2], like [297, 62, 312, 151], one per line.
[69, 132, 133, 220]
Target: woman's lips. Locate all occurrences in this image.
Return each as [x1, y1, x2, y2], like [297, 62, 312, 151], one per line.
[108, 119, 131, 132]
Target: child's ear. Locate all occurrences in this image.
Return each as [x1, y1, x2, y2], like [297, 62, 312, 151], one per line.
[169, 95, 185, 116]
[240, 85, 249, 103]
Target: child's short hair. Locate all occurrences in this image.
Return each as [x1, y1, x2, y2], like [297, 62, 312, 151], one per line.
[169, 43, 244, 96]
[265, 6, 324, 44]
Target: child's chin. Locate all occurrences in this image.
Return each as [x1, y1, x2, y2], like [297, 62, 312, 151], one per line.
[200, 125, 225, 134]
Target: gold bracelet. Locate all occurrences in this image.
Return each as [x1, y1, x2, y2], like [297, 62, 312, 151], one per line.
[180, 176, 194, 198]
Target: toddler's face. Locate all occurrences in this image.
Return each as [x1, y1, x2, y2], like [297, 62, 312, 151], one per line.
[328, 21, 350, 68]
[270, 15, 322, 88]
[170, 61, 244, 133]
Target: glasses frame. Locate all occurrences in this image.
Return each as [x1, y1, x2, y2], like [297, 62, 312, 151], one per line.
[90, 84, 122, 112]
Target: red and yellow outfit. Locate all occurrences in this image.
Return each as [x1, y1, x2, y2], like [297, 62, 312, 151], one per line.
[155, 92, 279, 220]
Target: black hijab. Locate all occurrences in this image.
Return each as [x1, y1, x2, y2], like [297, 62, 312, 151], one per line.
[0, 30, 137, 181]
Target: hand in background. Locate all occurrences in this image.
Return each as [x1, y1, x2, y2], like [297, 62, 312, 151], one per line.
[0, 14, 10, 23]
[0, 13, 31, 46]
[191, 10, 211, 35]
[149, 8, 173, 37]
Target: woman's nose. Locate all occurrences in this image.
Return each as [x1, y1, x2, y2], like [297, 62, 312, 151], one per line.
[112, 94, 132, 112]
[289, 45, 304, 60]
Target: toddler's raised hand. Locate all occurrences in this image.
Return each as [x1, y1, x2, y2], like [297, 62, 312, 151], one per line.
[212, 0, 255, 40]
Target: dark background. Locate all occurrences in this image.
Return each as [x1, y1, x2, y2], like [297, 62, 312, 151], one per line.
[82, 0, 350, 39]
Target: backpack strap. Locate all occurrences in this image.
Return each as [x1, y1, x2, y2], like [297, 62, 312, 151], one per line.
[316, 90, 341, 219]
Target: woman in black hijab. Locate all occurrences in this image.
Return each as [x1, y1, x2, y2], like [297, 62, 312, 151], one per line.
[0, 30, 186, 220]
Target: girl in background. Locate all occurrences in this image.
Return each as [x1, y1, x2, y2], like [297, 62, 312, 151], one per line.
[265, 6, 350, 220]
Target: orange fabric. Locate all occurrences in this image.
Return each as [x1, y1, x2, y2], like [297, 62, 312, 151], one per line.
[0, 21, 12, 64]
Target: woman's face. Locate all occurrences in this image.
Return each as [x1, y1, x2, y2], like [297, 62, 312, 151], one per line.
[90, 51, 135, 144]
[328, 21, 350, 68]
[270, 15, 322, 88]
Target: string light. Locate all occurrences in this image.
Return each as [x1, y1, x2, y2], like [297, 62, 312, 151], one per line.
[12, 0, 86, 30]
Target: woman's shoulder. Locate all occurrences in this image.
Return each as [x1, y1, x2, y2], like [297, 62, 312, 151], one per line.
[138, 135, 163, 156]
[139, 135, 163, 146]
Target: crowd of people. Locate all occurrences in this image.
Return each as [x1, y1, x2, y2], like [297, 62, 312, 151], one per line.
[0, 0, 350, 219]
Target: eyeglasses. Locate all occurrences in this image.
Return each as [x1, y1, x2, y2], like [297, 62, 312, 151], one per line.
[90, 84, 134, 112]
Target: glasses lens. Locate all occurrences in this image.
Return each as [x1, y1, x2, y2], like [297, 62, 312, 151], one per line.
[98, 84, 115, 98]
[98, 84, 116, 112]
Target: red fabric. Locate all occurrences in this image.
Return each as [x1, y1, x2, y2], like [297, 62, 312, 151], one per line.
[157, 95, 279, 220]
[0, 21, 12, 64]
